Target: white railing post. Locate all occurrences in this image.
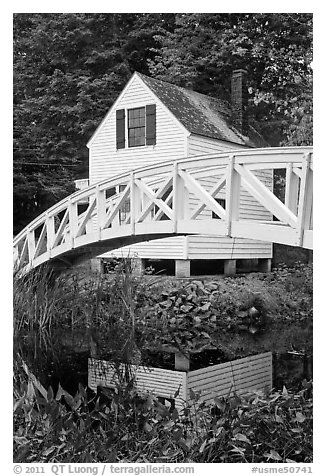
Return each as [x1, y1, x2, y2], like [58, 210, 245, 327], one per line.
[46, 214, 55, 252]
[285, 163, 300, 214]
[297, 152, 313, 246]
[96, 185, 106, 239]
[225, 154, 241, 236]
[27, 229, 35, 263]
[172, 162, 183, 232]
[130, 172, 141, 235]
[68, 199, 78, 247]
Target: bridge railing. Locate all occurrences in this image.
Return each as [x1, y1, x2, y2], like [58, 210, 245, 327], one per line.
[13, 147, 313, 271]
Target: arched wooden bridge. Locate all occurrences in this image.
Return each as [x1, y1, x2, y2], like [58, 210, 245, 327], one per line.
[14, 147, 313, 272]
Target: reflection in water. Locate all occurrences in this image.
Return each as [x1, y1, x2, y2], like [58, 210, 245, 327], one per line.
[14, 328, 313, 395]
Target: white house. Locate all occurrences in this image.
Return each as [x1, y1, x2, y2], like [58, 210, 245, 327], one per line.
[77, 70, 273, 277]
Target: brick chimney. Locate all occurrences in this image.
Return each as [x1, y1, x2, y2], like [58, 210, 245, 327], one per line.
[231, 69, 248, 135]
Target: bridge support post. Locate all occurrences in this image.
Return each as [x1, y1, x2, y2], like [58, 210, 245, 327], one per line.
[224, 259, 236, 275]
[133, 258, 146, 276]
[90, 258, 102, 273]
[174, 351, 190, 371]
[175, 259, 191, 278]
[257, 258, 272, 273]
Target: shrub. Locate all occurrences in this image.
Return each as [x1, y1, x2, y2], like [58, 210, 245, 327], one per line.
[13, 366, 313, 463]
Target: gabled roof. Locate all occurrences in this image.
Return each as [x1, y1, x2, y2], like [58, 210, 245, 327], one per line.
[137, 72, 268, 148]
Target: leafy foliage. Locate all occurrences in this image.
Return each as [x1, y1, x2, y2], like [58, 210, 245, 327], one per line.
[13, 363, 313, 463]
[148, 13, 313, 146]
[132, 266, 312, 361]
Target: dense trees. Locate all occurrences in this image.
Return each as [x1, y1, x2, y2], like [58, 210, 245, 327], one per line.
[148, 13, 313, 146]
[13, 13, 312, 234]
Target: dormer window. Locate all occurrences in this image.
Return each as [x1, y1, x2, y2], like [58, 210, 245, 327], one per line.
[116, 104, 156, 149]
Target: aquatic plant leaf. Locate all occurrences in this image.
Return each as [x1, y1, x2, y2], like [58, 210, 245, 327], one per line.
[199, 439, 207, 453]
[55, 383, 66, 401]
[295, 412, 306, 423]
[178, 437, 190, 452]
[264, 450, 282, 461]
[47, 386, 54, 402]
[233, 433, 251, 445]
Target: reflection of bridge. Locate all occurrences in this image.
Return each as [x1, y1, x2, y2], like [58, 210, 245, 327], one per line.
[14, 147, 313, 272]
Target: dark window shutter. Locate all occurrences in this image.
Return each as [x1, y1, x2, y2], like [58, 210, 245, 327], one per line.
[116, 109, 125, 149]
[146, 104, 156, 145]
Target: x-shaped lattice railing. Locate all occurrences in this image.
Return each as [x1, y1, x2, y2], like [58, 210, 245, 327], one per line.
[13, 146, 313, 272]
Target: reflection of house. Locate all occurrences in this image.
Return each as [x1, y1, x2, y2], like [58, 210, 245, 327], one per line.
[88, 352, 273, 409]
[79, 70, 273, 276]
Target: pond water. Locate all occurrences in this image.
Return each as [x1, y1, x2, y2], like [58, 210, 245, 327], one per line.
[15, 328, 230, 394]
[14, 327, 312, 395]
[14, 328, 90, 394]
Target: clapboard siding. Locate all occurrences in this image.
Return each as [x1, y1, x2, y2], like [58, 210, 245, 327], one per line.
[187, 352, 272, 403]
[88, 353, 272, 409]
[187, 236, 272, 259]
[99, 236, 187, 260]
[89, 75, 188, 185]
[188, 134, 247, 155]
[191, 376, 272, 402]
[88, 358, 187, 409]
[191, 368, 272, 392]
[191, 374, 272, 399]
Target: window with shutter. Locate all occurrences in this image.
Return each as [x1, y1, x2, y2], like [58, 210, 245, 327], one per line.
[116, 109, 125, 149]
[117, 104, 156, 149]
